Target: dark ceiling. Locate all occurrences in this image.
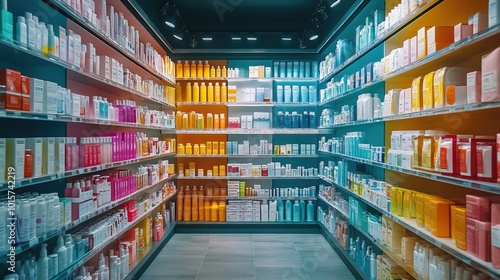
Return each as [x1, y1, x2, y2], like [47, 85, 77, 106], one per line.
[130, 0, 364, 54]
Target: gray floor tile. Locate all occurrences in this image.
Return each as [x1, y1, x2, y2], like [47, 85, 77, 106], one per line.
[254, 256, 303, 267]
[170, 234, 212, 242]
[291, 234, 329, 244]
[293, 242, 331, 252]
[255, 266, 309, 280]
[253, 247, 298, 258]
[207, 241, 253, 249]
[209, 234, 253, 242]
[196, 276, 255, 280]
[197, 261, 255, 278]
[297, 249, 337, 260]
[143, 254, 203, 276]
[140, 276, 197, 280]
[307, 271, 357, 280]
[252, 234, 292, 242]
[254, 241, 296, 250]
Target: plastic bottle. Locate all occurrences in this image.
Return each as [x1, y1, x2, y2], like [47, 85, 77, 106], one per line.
[299, 200, 305, 221]
[197, 61, 203, 78]
[284, 86, 291, 103]
[200, 82, 207, 102]
[38, 243, 49, 280]
[276, 85, 284, 103]
[176, 60, 183, 78]
[198, 186, 205, 221]
[214, 83, 220, 103]
[306, 201, 314, 221]
[363, 93, 373, 120]
[53, 235, 67, 272]
[220, 82, 226, 102]
[176, 186, 184, 221]
[373, 93, 381, 118]
[203, 61, 210, 77]
[216, 66, 221, 77]
[277, 199, 284, 221]
[207, 82, 214, 103]
[210, 200, 218, 221]
[183, 61, 190, 78]
[210, 66, 215, 78]
[190, 61, 197, 78]
[25, 13, 36, 51]
[46, 24, 55, 57]
[185, 82, 192, 102]
[285, 200, 292, 221]
[192, 186, 199, 221]
[192, 82, 200, 102]
[292, 200, 300, 221]
[218, 200, 226, 221]
[183, 186, 191, 221]
[64, 234, 74, 265]
[204, 199, 211, 221]
[356, 95, 364, 121]
[16, 16, 27, 48]
[222, 66, 227, 78]
[24, 149, 33, 177]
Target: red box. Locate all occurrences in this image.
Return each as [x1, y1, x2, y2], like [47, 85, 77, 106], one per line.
[0, 69, 21, 93]
[21, 76, 30, 111]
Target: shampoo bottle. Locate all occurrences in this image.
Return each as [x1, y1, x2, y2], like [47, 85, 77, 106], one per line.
[53, 235, 67, 272]
[285, 200, 292, 221]
[277, 198, 284, 221]
[0, 0, 13, 41]
[299, 200, 305, 221]
[38, 243, 49, 280]
[306, 201, 314, 221]
[16, 16, 27, 48]
[64, 234, 74, 265]
[292, 200, 300, 221]
[25, 13, 36, 50]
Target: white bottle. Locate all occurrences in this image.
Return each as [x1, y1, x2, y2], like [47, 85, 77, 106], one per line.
[33, 16, 42, 53]
[356, 95, 364, 121]
[38, 243, 49, 280]
[64, 234, 74, 265]
[109, 255, 118, 280]
[120, 246, 128, 278]
[0, 203, 6, 254]
[363, 93, 373, 120]
[40, 23, 48, 56]
[18, 199, 31, 243]
[53, 235, 67, 272]
[16, 16, 27, 48]
[373, 93, 381, 118]
[28, 198, 36, 240]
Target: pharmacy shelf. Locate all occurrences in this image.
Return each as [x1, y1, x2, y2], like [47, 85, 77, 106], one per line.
[383, 23, 500, 81]
[1, 177, 176, 263]
[318, 117, 384, 129]
[47, 0, 176, 86]
[176, 102, 317, 107]
[0, 152, 175, 191]
[319, 175, 500, 279]
[319, 222, 368, 280]
[0, 39, 174, 109]
[319, 80, 383, 106]
[176, 77, 227, 81]
[318, 0, 440, 83]
[177, 176, 318, 180]
[0, 109, 175, 130]
[318, 195, 349, 220]
[176, 102, 227, 106]
[220, 196, 317, 201]
[227, 77, 317, 82]
[317, 150, 500, 194]
[174, 129, 320, 135]
[176, 154, 318, 158]
[125, 221, 177, 280]
[52, 191, 177, 280]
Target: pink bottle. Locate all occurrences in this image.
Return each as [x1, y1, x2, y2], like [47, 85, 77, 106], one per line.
[492, 203, 500, 268]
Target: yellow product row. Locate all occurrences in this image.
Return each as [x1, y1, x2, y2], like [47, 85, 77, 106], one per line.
[177, 141, 226, 155]
[178, 162, 227, 177]
[176, 185, 227, 222]
[175, 111, 226, 130]
[177, 81, 231, 103]
[176, 60, 227, 78]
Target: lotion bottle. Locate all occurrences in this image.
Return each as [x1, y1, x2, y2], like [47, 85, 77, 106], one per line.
[16, 16, 27, 48]
[53, 235, 67, 272]
[0, 0, 13, 41]
[38, 243, 49, 280]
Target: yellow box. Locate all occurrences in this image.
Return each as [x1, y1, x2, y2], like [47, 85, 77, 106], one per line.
[415, 192, 426, 227]
[213, 165, 219, 176]
[411, 76, 423, 112]
[219, 165, 226, 176]
[417, 26, 432, 59]
[422, 71, 435, 110]
[200, 144, 206, 155]
[424, 196, 454, 237]
[402, 189, 413, 219]
[451, 205, 467, 250]
[206, 141, 212, 154]
[219, 141, 225, 154]
[189, 161, 196, 170]
[186, 143, 193, 154]
[193, 144, 200, 155]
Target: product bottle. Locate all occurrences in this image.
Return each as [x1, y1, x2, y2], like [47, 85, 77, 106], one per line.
[192, 82, 200, 102]
[25, 12, 36, 50]
[176, 60, 183, 78]
[210, 200, 218, 221]
[220, 82, 226, 102]
[24, 149, 33, 177]
[46, 24, 55, 57]
[197, 61, 203, 78]
[363, 93, 373, 120]
[216, 66, 221, 77]
[292, 200, 300, 221]
[306, 201, 314, 221]
[176, 186, 184, 221]
[183, 61, 190, 78]
[0, 0, 13, 41]
[214, 82, 221, 103]
[185, 82, 192, 102]
[369, 253, 376, 280]
[53, 235, 67, 272]
[183, 186, 192, 221]
[276, 199, 284, 221]
[64, 234, 74, 265]
[198, 186, 205, 220]
[203, 61, 210, 77]
[190, 60, 197, 78]
[210, 66, 215, 78]
[285, 200, 292, 221]
[16, 16, 27, 48]
[38, 243, 49, 280]
[191, 186, 199, 221]
[373, 93, 381, 118]
[204, 199, 211, 221]
[138, 228, 145, 252]
[200, 82, 207, 102]
[218, 200, 226, 221]
[299, 200, 305, 221]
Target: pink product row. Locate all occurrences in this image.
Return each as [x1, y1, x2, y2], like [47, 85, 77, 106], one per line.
[466, 195, 500, 268]
[59, 0, 175, 78]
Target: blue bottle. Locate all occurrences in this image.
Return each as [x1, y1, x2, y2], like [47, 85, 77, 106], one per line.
[293, 61, 299, 78]
[302, 112, 309, 129]
[293, 200, 300, 221]
[306, 201, 314, 221]
[284, 112, 292, 128]
[277, 199, 284, 221]
[312, 61, 319, 78]
[285, 200, 292, 221]
[291, 112, 299, 128]
[309, 112, 316, 128]
[273, 62, 279, 78]
[305, 62, 311, 77]
[277, 111, 285, 128]
[300, 86, 309, 103]
[300, 200, 305, 221]
[286, 62, 293, 78]
[308, 85, 317, 103]
[299, 62, 305, 78]
[280, 62, 286, 78]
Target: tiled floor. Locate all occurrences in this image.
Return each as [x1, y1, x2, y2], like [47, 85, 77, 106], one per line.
[140, 234, 356, 280]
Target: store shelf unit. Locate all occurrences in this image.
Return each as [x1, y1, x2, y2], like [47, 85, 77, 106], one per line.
[177, 176, 318, 180]
[0, 174, 177, 263]
[176, 154, 318, 158]
[175, 129, 320, 134]
[52, 191, 177, 280]
[0, 152, 175, 191]
[47, 0, 176, 86]
[319, 175, 500, 279]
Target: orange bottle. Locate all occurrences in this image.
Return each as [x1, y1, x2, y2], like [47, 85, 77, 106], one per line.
[175, 83, 182, 102]
[204, 199, 211, 221]
[190, 61, 197, 78]
[176, 60, 183, 78]
[197, 61, 203, 78]
[24, 149, 33, 178]
[211, 200, 219, 221]
[176, 186, 184, 221]
[192, 186, 198, 221]
[203, 61, 210, 78]
[199, 186, 205, 221]
[183, 186, 191, 221]
[183, 61, 190, 78]
[218, 200, 226, 221]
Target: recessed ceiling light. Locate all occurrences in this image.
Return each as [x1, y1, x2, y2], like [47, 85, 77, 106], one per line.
[247, 36, 257, 41]
[173, 31, 183, 40]
[328, 0, 341, 8]
[201, 36, 213, 41]
[231, 35, 242, 41]
[164, 13, 177, 28]
[282, 35, 292, 41]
